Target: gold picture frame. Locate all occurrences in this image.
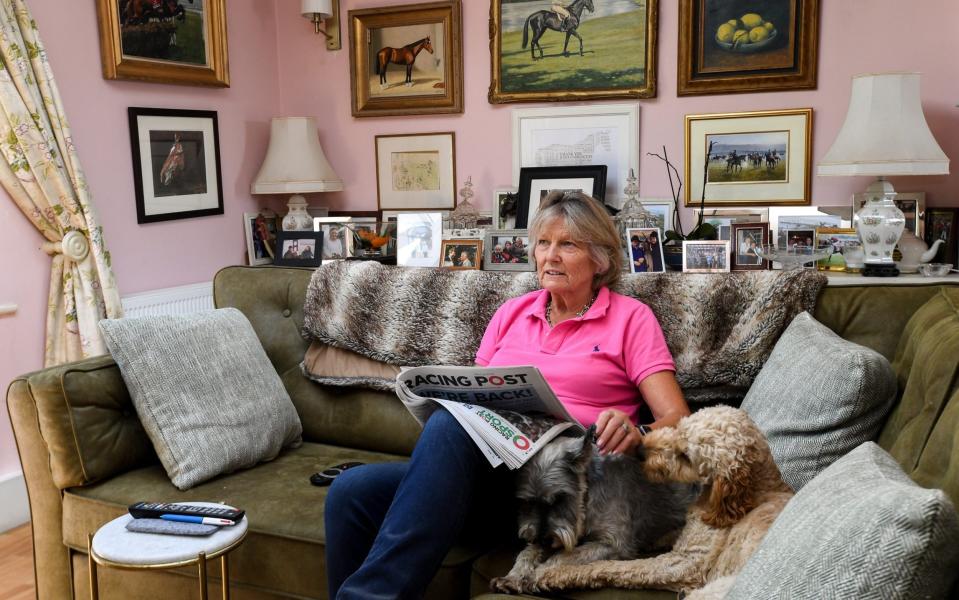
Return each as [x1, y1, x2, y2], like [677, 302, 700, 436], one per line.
[488, 0, 658, 104]
[348, 1, 464, 118]
[685, 108, 812, 207]
[95, 0, 229, 87]
[677, 0, 819, 96]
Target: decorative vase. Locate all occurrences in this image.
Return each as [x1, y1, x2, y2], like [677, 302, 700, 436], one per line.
[853, 179, 905, 277]
[282, 195, 314, 231]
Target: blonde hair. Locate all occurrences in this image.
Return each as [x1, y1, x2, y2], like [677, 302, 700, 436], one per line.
[528, 190, 623, 290]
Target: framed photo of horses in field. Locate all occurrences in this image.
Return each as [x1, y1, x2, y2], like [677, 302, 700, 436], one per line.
[685, 108, 812, 208]
[95, 0, 229, 87]
[677, 0, 819, 96]
[128, 107, 224, 224]
[348, 1, 464, 118]
[488, 0, 658, 103]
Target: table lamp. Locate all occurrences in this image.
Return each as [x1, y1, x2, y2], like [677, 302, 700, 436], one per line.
[251, 117, 343, 231]
[817, 72, 949, 276]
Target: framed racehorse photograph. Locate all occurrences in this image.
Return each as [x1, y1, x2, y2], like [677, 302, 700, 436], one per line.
[95, 0, 229, 86]
[348, 1, 464, 117]
[128, 107, 224, 224]
[489, 0, 658, 103]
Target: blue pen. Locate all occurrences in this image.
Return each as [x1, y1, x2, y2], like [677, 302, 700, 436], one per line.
[160, 514, 235, 526]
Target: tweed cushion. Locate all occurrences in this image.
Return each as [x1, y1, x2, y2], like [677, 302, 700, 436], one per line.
[740, 311, 896, 491]
[99, 308, 302, 490]
[727, 442, 959, 599]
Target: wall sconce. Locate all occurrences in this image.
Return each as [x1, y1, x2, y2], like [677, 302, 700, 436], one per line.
[302, 0, 340, 51]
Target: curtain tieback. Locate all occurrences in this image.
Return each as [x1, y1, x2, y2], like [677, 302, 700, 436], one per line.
[42, 230, 89, 261]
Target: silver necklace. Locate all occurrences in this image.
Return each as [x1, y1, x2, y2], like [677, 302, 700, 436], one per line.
[546, 293, 596, 326]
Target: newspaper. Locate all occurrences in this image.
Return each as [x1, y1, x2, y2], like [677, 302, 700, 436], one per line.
[395, 365, 584, 469]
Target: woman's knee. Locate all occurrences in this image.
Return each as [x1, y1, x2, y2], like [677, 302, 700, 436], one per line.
[325, 462, 407, 520]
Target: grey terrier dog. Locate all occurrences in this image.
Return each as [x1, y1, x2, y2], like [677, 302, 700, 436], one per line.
[490, 426, 698, 594]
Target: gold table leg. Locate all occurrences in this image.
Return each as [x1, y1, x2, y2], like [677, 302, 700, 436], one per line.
[198, 551, 208, 600]
[221, 555, 230, 600]
[88, 534, 99, 600]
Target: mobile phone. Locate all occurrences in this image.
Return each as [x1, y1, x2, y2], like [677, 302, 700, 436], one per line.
[310, 462, 364, 487]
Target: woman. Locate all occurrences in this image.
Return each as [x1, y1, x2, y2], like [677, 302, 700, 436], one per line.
[324, 191, 690, 599]
[631, 234, 647, 273]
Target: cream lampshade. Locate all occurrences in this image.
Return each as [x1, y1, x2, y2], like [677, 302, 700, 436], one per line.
[251, 117, 343, 231]
[817, 72, 949, 276]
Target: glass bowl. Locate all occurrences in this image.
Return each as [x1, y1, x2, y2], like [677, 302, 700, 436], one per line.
[754, 244, 834, 270]
[917, 263, 953, 277]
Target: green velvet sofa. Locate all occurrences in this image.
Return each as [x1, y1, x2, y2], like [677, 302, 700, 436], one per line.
[7, 265, 959, 599]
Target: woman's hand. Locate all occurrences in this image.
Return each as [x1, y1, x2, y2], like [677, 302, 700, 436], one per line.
[594, 409, 642, 455]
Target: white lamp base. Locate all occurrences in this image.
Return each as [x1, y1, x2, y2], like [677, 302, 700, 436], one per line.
[854, 177, 905, 275]
[282, 194, 314, 231]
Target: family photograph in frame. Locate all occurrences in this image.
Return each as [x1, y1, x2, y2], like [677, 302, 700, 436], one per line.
[484, 229, 534, 271]
[441, 239, 483, 269]
[516, 165, 607, 228]
[683, 240, 730, 273]
[512, 104, 639, 206]
[695, 207, 769, 241]
[686, 109, 812, 207]
[273, 231, 323, 268]
[375, 132, 456, 212]
[489, 0, 658, 103]
[128, 107, 223, 224]
[313, 217, 354, 260]
[677, 0, 819, 96]
[730, 223, 769, 270]
[626, 227, 665, 273]
[348, 1, 463, 117]
[95, 0, 229, 86]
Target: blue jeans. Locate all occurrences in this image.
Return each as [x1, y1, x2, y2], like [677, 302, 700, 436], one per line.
[325, 409, 515, 599]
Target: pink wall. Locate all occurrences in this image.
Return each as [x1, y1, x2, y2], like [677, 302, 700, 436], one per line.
[277, 0, 959, 212]
[3, 0, 959, 479]
[0, 0, 282, 476]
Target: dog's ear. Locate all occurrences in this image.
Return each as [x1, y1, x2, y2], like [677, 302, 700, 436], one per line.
[701, 460, 760, 528]
[584, 424, 597, 446]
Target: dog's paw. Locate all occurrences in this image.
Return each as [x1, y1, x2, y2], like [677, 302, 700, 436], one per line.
[490, 575, 525, 594]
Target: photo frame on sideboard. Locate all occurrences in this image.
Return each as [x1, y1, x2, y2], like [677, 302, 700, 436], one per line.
[516, 165, 608, 228]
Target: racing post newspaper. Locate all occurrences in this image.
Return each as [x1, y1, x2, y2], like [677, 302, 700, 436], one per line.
[395, 365, 584, 469]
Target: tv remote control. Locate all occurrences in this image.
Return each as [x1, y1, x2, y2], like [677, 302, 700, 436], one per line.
[128, 502, 245, 522]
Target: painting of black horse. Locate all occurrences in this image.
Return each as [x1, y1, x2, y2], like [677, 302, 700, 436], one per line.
[522, 0, 595, 60]
[376, 36, 434, 88]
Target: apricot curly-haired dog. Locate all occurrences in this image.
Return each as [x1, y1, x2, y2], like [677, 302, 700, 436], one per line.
[519, 406, 793, 599]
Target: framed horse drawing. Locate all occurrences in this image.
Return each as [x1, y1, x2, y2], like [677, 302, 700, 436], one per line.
[348, 1, 464, 118]
[95, 0, 229, 86]
[489, 0, 658, 103]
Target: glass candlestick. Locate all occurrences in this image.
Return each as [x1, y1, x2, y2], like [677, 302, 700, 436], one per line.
[451, 175, 479, 229]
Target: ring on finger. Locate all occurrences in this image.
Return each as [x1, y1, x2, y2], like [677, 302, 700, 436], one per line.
[621, 422, 631, 434]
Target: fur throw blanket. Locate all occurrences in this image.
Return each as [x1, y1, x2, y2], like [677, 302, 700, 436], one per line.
[301, 261, 826, 402]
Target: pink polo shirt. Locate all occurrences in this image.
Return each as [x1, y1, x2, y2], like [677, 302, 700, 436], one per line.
[474, 287, 675, 426]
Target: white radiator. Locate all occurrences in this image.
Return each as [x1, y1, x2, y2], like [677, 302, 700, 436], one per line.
[121, 281, 214, 318]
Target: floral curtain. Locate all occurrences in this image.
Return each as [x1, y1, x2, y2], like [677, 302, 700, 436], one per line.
[0, 0, 122, 366]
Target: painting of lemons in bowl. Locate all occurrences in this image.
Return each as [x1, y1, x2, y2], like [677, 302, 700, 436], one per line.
[715, 13, 777, 53]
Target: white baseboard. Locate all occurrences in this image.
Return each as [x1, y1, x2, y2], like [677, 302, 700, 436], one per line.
[0, 471, 29, 532]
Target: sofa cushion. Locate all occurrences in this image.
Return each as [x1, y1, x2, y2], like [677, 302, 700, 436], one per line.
[740, 311, 896, 490]
[99, 308, 302, 490]
[727, 442, 959, 599]
[879, 288, 959, 477]
[301, 341, 401, 389]
[63, 442, 488, 599]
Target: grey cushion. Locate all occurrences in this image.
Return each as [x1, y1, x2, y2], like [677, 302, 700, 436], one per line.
[740, 311, 896, 490]
[99, 308, 302, 490]
[727, 442, 959, 599]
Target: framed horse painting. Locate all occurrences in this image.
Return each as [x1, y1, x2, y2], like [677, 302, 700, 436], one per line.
[95, 0, 229, 86]
[677, 0, 819, 96]
[489, 0, 658, 103]
[348, 1, 464, 118]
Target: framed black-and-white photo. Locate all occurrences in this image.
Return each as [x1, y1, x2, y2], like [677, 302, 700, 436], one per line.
[273, 231, 323, 268]
[516, 165, 607, 228]
[626, 227, 665, 273]
[128, 107, 223, 224]
[683, 240, 730, 273]
[484, 229, 534, 272]
[397, 212, 443, 267]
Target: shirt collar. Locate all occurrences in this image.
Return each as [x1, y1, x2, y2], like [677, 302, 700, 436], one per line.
[526, 286, 610, 322]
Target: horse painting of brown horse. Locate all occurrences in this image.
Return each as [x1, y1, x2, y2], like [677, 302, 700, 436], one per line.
[375, 36, 434, 88]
